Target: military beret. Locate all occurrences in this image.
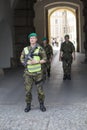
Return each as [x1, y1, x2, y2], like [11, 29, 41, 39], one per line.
[42, 37, 47, 41]
[28, 33, 37, 38]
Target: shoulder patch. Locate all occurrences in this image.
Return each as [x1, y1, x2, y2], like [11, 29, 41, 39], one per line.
[24, 46, 29, 54]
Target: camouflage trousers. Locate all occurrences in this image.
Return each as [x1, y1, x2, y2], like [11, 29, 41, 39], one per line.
[23, 71, 45, 104]
[42, 62, 51, 80]
[47, 61, 51, 77]
[62, 59, 72, 75]
[42, 64, 47, 81]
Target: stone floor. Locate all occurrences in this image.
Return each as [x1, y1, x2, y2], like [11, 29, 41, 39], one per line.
[0, 50, 87, 130]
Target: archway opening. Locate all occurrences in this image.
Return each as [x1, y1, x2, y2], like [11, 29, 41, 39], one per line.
[48, 8, 77, 51]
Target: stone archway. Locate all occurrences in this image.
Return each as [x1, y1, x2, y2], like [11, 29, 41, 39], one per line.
[34, 0, 84, 53]
[44, 2, 83, 52]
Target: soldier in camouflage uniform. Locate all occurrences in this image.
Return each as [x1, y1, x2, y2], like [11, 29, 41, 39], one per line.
[20, 33, 47, 112]
[42, 37, 53, 78]
[59, 35, 75, 80]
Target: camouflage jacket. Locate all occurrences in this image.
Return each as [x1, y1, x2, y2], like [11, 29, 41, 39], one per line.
[60, 41, 75, 59]
[43, 44, 53, 60]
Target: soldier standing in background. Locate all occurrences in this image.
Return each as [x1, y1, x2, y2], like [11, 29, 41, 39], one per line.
[59, 35, 75, 80]
[42, 37, 53, 78]
[20, 33, 47, 112]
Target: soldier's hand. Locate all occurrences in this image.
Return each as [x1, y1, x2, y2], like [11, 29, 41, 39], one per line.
[72, 52, 75, 61]
[27, 60, 39, 65]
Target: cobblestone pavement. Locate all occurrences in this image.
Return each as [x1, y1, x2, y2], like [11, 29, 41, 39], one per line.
[0, 51, 87, 130]
[0, 103, 87, 130]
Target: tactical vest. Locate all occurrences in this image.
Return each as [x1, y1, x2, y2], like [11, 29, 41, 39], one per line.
[24, 46, 41, 73]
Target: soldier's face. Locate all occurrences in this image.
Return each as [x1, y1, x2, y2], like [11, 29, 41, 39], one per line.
[65, 37, 69, 42]
[43, 40, 47, 46]
[30, 36, 37, 44]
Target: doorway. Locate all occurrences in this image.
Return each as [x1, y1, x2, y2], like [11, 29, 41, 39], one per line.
[48, 7, 79, 51]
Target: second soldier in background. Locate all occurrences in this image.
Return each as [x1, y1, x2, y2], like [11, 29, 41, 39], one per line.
[42, 37, 53, 80]
[59, 35, 75, 80]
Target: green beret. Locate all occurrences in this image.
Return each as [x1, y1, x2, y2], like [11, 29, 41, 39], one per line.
[28, 33, 37, 38]
[42, 37, 47, 41]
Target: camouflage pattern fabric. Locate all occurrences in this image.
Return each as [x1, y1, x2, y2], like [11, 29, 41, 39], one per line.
[23, 71, 45, 103]
[60, 41, 75, 75]
[43, 44, 53, 77]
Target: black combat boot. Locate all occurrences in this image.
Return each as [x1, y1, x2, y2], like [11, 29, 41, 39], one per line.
[67, 74, 71, 80]
[47, 68, 51, 78]
[24, 103, 31, 112]
[40, 102, 46, 112]
[48, 72, 50, 78]
[63, 74, 67, 80]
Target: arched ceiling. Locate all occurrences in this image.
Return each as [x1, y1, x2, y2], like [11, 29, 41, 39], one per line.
[11, 0, 83, 8]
